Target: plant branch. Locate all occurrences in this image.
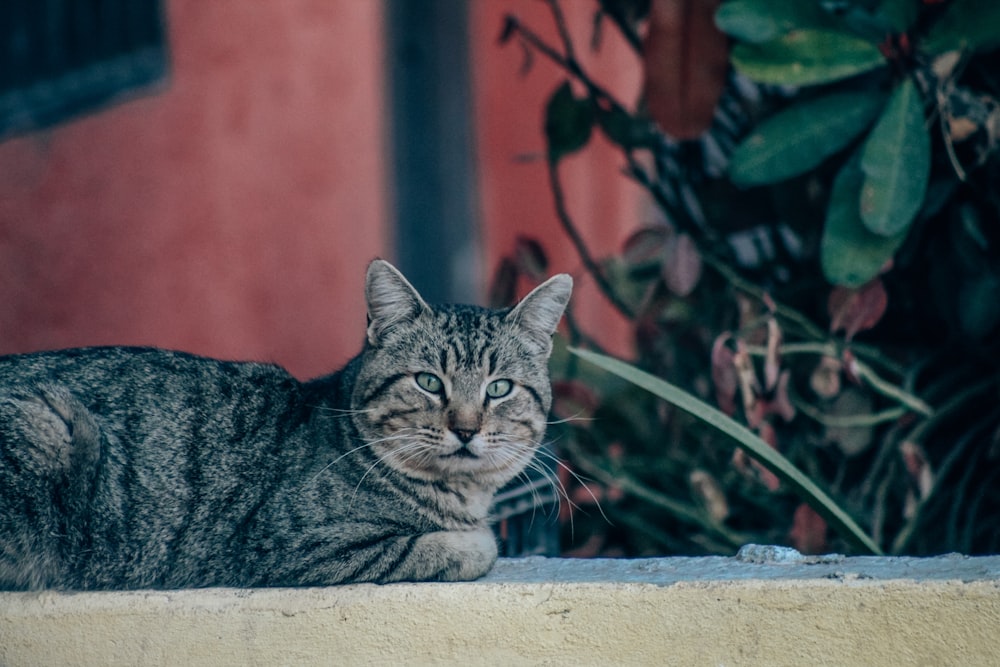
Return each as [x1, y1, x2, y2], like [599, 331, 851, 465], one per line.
[544, 0, 579, 65]
[503, 11, 630, 116]
[621, 151, 710, 243]
[742, 342, 928, 417]
[744, 342, 836, 356]
[848, 357, 934, 418]
[897, 376, 997, 450]
[547, 157, 636, 319]
[595, 0, 644, 53]
[792, 397, 907, 428]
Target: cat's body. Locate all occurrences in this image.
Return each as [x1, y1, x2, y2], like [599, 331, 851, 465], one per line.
[0, 260, 571, 590]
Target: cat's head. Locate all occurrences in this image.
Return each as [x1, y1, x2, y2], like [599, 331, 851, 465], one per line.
[351, 259, 572, 490]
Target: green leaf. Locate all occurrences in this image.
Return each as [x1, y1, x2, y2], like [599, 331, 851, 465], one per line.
[570, 347, 883, 555]
[597, 106, 657, 150]
[714, 0, 785, 43]
[822, 154, 908, 287]
[715, 0, 844, 43]
[833, 0, 915, 41]
[732, 29, 886, 86]
[545, 81, 594, 162]
[729, 90, 886, 186]
[859, 79, 930, 237]
[877, 0, 920, 33]
[923, 0, 1000, 54]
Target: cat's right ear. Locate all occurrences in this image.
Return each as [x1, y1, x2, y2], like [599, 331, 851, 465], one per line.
[506, 272, 573, 354]
[365, 259, 429, 346]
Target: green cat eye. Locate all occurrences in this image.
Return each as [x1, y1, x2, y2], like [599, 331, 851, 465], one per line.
[486, 379, 513, 399]
[415, 372, 444, 395]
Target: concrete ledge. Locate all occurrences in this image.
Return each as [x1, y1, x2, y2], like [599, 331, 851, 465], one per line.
[2, 553, 1000, 666]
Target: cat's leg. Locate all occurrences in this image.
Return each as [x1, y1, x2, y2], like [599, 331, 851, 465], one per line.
[0, 384, 103, 590]
[377, 527, 499, 583]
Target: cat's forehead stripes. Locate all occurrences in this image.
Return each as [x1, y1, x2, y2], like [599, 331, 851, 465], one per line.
[363, 305, 511, 386]
[430, 306, 506, 372]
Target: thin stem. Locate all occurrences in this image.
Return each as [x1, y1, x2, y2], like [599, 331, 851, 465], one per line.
[594, 0, 644, 53]
[890, 413, 996, 554]
[849, 357, 934, 418]
[701, 253, 828, 342]
[547, 157, 636, 319]
[504, 14, 573, 76]
[621, 151, 709, 243]
[793, 397, 907, 428]
[947, 443, 984, 550]
[503, 12, 630, 116]
[560, 438, 749, 549]
[897, 376, 996, 450]
[544, 0, 578, 65]
[742, 342, 928, 418]
[869, 460, 894, 547]
[744, 342, 837, 357]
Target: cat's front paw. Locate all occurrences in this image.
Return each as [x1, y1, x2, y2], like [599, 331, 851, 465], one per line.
[407, 527, 498, 582]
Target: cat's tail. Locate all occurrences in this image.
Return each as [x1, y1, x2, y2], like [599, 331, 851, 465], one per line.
[0, 384, 104, 590]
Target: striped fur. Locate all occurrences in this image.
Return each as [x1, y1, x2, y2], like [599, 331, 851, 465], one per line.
[0, 260, 571, 590]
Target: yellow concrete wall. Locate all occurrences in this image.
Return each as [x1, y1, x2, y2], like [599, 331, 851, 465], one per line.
[2, 555, 999, 666]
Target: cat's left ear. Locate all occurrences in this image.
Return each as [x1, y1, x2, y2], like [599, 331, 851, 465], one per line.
[365, 259, 430, 346]
[506, 273, 573, 353]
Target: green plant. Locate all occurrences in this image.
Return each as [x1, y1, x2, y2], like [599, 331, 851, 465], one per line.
[719, 0, 1000, 286]
[571, 347, 882, 554]
[498, 0, 1000, 557]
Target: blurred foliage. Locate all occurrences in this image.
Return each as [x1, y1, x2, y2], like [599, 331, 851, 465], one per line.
[497, 0, 1000, 557]
[722, 0, 1000, 286]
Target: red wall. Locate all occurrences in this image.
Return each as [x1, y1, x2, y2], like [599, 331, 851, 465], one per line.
[0, 1, 387, 379]
[0, 1, 641, 376]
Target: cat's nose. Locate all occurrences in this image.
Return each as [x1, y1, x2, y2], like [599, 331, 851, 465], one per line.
[447, 407, 481, 443]
[451, 428, 477, 444]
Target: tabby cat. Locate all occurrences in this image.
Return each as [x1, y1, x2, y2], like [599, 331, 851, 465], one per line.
[0, 259, 572, 590]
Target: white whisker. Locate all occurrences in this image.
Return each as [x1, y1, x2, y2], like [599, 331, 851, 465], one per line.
[348, 436, 436, 507]
[545, 412, 596, 426]
[490, 433, 611, 529]
[307, 404, 376, 417]
[309, 430, 417, 484]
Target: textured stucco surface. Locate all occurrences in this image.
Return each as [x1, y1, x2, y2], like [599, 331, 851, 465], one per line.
[2, 554, 999, 666]
[0, 1, 387, 379]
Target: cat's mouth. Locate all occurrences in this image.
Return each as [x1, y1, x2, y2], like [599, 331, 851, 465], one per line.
[444, 445, 479, 460]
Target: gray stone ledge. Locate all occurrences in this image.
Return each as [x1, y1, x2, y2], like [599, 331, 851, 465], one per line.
[3, 554, 1000, 667]
[486, 551, 1000, 583]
